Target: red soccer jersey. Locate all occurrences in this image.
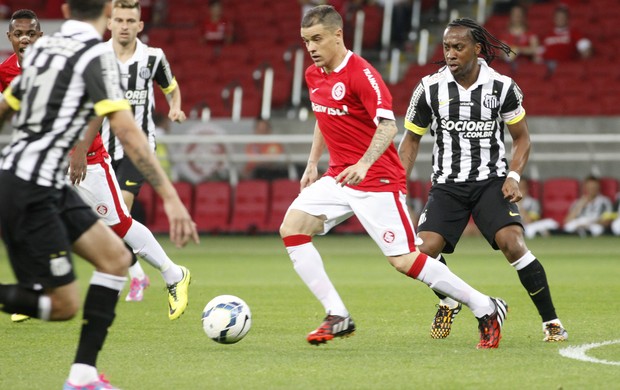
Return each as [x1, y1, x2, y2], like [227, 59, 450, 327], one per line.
[85, 133, 109, 164]
[0, 53, 20, 92]
[306, 51, 406, 193]
[542, 27, 584, 61]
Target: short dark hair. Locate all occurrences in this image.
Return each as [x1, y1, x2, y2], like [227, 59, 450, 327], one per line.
[9, 9, 40, 31]
[301, 5, 343, 31]
[68, 0, 109, 20]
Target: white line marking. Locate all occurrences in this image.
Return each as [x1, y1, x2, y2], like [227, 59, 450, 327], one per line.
[559, 339, 620, 366]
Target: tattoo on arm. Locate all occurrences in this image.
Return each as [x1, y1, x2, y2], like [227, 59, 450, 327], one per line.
[360, 119, 398, 165]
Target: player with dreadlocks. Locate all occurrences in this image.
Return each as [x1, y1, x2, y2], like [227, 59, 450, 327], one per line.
[399, 17, 568, 344]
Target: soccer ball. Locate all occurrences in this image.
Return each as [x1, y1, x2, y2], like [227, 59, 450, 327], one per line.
[201, 295, 252, 344]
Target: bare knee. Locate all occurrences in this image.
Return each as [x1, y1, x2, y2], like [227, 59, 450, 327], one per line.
[74, 222, 131, 276]
[96, 243, 132, 276]
[496, 225, 528, 262]
[387, 252, 420, 275]
[416, 232, 444, 258]
[47, 285, 81, 320]
[279, 210, 323, 238]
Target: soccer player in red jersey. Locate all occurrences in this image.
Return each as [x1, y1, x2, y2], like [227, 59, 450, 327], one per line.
[279, 5, 507, 349]
[0, 9, 42, 92]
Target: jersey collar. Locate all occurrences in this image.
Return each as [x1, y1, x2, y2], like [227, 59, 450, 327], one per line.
[444, 58, 491, 90]
[321, 50, 353, 75]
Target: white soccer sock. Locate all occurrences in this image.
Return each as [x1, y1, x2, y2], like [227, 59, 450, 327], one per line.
[511, 250, 536, 271]
[127, 261, 146, 280]
[67, 363, 98, 386]
[123, 220, 182, 284]
[38, 295, 51, 321]
[415, 255, 493, 318]
[542, 318, 563, 329]
[439, 297, 460, 309]
[286, 241, 349, 317]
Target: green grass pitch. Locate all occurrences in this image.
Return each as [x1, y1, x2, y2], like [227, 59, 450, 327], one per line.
[0, 235, 619, 389]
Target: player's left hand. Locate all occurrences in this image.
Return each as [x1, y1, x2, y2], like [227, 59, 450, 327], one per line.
[502, 177, 522, 203]
[335, 162, 370, 187]
[168, 109, 186, 123]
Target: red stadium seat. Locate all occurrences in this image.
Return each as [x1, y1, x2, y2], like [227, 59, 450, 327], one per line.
[228, 180, 269, 233]
[599, 177, 619, 201]
[135, 182, 155, 226]
[541, 178, 580, 225]
[263, 179, 300, 233]
[148, 182, 194, 233]
[527, 179, 541, 200]
[193, 181, 232, 234]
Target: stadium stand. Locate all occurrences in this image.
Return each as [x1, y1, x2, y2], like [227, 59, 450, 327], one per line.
[227, 179, 269, 234]
[264, 178, 300, 233]
[193, 181, 232, 234]
[148, 181, 194, 233]
[541, 178, 580, 225]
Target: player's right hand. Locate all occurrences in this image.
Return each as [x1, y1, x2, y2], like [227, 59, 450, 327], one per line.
[300, 164, 319, 190]
[163, 197, 200, 248]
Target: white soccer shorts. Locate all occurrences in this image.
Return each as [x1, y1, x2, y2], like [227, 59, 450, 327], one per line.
[288, 176, 418, 256]
[70, 157, 131, 226]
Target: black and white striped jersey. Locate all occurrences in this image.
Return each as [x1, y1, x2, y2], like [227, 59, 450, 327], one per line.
[0, 20, 129, 189]
[100, 38, 177, 161]
[404, 59, 526, 184]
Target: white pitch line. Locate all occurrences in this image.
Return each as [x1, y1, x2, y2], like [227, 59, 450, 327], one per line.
[559, 339, 620, 366]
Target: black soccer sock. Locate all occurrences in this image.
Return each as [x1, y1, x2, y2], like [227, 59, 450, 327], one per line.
[0, 284, 43, 318]
[74, 284, 120, 367]
[517, 259, 558, 322]
[432, 255, 448, 300]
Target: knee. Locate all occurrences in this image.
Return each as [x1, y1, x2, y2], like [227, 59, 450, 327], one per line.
[496, 228, 528, 260]
[388, 252, 419, 275]
[279, 220, 294, 238]
[98, 244, 132, 276]
[49, 294, 80, 321]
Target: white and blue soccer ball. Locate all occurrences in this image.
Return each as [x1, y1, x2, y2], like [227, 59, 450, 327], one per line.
[201, 295, 252, 344]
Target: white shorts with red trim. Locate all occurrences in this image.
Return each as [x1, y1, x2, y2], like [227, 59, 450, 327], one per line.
[71, 157, 132, 228]
[288, 176, 418, 256]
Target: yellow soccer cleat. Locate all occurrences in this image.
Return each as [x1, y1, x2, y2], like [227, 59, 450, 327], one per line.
[11, 313, 30, 323]
[167, 266, 191, 320]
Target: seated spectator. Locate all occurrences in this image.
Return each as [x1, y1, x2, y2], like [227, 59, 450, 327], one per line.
[244, 118, 287, 180]
[0, 1, 9, 20]
[610, 194, 620, 236]
[517, 177, 559, 238]
[499, 4, 541, 64]
[201, 0, 234, 47]
[563, 175, 613, 237]
[541, 4, 592, 66]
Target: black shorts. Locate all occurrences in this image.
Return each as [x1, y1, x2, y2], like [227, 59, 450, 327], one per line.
[417, 177, 522, 253]
[113, 157, 145, 196]
[0, 172, 99, 288]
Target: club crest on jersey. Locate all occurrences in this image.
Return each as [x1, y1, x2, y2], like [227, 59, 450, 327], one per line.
[139, 66, 152, 79]
[95, 203, 110, 217]
[332, 82, 346, 100]
[382, 230, 396, 244]
[483, 94, 499, 109]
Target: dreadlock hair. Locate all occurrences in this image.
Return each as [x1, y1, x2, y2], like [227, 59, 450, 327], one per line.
[439, 17, 514, 65]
